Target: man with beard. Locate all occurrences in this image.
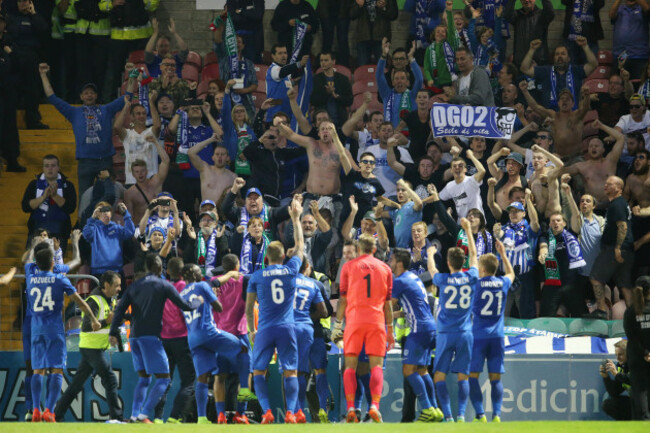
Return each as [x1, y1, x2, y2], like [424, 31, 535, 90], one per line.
[564, 120, 626, 209]
[265, 44, 309, 121]
[284, 201, 333, 275]
[590, 73, 633, 127]
[520, 38, 597, 110]
[617, 132, 646, 178]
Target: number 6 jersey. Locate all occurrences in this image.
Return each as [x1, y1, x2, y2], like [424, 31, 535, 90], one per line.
[433, 267, 479, 334]
[25, 264, 76, 337]
[339, 254, 393, 326]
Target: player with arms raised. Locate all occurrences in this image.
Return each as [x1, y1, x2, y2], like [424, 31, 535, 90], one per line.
[431, 218, 478, 422]
[468, 240, 515, 422]
[27, 247, 100, 422]
[332, 233, 394, 423]
[245, 199, 304, 424]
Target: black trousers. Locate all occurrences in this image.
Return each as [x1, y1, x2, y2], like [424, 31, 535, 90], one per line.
[76, 34, 109, 99]
[13, 47, 42, 126]
[0, 86, 20, 162]
[540, 281, 588, 318]
[602, 395, 631, 420]
[102, 38, 147, 103]
[154, 337, 196, 420]
[54, 348, 122, 420]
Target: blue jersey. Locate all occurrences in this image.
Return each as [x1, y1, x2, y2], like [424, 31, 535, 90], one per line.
[293, 275, 324, 325]
[433, 267, 479, 334]
[181, 281, 219, 347]
[248, 256, 302, 330]
[24, 262, 70, 318]
[472, 275, 512, 338]
[392, 271, 435, 333]
[26, 268, 76, 337]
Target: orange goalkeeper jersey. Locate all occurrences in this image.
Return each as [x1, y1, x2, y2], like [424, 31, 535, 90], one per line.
[340, 254, 393, 325]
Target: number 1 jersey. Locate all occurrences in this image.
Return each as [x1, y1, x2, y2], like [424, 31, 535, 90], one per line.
[25, 266, 76, 337]
[340, 254, 392, 326]
[433, 267, 478, 334]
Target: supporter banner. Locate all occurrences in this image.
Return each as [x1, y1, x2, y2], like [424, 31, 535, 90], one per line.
[0, 351, 612, 422]
[195, 1, 566, 11]
[430, 103, 517, 139]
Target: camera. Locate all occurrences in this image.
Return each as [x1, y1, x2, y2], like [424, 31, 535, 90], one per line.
[158, 199, 171, 207]
[267, 134, 276, 140]
[601, 359, 610, 368]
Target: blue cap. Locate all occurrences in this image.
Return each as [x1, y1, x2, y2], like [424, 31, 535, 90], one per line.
[506, 202, 525, 212]
[200, 199, 216, 208]
[157, 191, 173, 198]
[246, 187, 262, 198]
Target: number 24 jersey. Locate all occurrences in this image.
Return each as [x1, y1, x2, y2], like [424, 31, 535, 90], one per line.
[433, 267, 478, 334]
[340, 254, 393, 326]
[25, 265, 76, 337]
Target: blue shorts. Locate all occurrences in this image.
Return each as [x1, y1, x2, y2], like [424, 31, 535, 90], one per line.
[403, 331, 435, 366]
[253, 324, 297, 371]
[216, 334, 250, 375]
[31, 333, 66, 370]
[434, 331, 473, 375]
[310, 337, 328, 370]
[295, 323, 314, 373]
[470, 337, 505, 374]
[22, 316, 32, 362]
[192, 331, 244, 377]
[130, 336, 169, 375]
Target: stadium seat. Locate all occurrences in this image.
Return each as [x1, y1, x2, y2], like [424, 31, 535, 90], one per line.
[128, 49, 146, 64]
[204, 51, 218, 66]
[587, 66, 612, 81]
[583, 109, 598, 125]
[504, 317, 525, 328]
[255, 64, 269, 82]
[354, 64, 382, 82]
[582, 123, 599, 139]
[185, 51, 203, 68]
[261, 50, 273, 65]
[527, 318, 568, 334]
[597, 50, 613, 66]
[315, 65, 352, 81]
[201, 63, 220, 82]
[583, 79, 608, 94]
[351, 92, 383, 112]
[568, 319, 609, 337]
[252, 91, 266, 109]
[610, 320, 626, 338]
[256, 79, 266, 93]
[182, 64, 200, 83]
[197, 80, 210, 98]
[352, 80, 378, 95]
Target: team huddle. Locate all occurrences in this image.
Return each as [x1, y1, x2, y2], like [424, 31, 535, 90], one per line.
[24, 201, 515, 424]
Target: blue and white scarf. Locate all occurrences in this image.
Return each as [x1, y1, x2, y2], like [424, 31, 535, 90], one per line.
[568, 0, 594, 41]
[146, 213, 175, 238]
[239, 204, 272, 240]
[502, 220, 534, 274]
[415, 0, 432, 49]
[430, 41, 456, 77]
[197, 228, 218, 277]
[290, 19, 309, 64]
[639, 81, 650, 103]
[550, 66, 574, 107]
[35, 173, 63, 213]
[240, 233, 268, 274]
[224, 13, 243, 104]
[385, 88, 411, 125]
[138, 81, 152, 126]
[83, 105, 103, 145]
[175, 110, 191, 169]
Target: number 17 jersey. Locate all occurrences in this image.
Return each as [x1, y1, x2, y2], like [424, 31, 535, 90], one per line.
[340, 254, 392, 326]
[433, 267, 478, 334]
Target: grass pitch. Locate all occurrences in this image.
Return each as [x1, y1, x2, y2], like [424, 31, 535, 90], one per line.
[2, 422, 647, 433]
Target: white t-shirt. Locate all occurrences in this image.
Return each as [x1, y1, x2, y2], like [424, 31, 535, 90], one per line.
[615, 112, 650, 156]
[123, 127, 158, 185]
[355, 131, 381, 156]
[362, 144, 413, 198]
[439, 175, 483, 221]
[458, 74, 471, 96]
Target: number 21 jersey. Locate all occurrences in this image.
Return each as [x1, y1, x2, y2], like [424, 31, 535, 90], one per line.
[472, 275, 511, 339]
[25, 266, 76, 337]
[340, 254, 393, 325]
[433, 267, 478, 334]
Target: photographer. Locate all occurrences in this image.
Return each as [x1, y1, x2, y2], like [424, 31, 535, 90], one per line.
[600, 340, 631, 420]
[137, 193, 182, 253]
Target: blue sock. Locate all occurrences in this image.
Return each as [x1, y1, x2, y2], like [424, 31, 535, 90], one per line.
[434, 380, 452, 419]
[284, 376, 299, 414]
[237, 401, 247, 414]
[253, 375, 270, 412]
[25, 374, 33, 411]
[359, 373, 371, 411]
[457, 380, 469, 417]
[195, 382, 208, 417]
[131, 376, 151, 418]
[491, 379, 503, 417]
[142, 377, 170, 418]
[422, 373, 437, 408]
[46, 373, 63, 411]
[315, 373, 329, 410]
[469, 377, 484, 417]
[215, 401, 226, 416]
[297, 375, 307, 411]
[237, 350, 251, 389]
[407, 373, 431, 409]
[31, 374, 43, 411]
[354, 378, 363, 409]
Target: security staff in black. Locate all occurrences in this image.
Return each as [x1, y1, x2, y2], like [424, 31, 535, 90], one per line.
[623, 276, 650, 420]
[54, 271, 123, 422]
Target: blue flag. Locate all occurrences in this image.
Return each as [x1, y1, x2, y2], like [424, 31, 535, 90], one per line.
[430, 103, 517, 139]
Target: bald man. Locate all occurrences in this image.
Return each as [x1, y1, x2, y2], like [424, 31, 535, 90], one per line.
[587, 176, 635, 319]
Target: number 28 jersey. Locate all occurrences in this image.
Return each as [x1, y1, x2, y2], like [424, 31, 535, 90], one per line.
[472, 275, 511, 339]
[247, 256, 302, 330]
[433, 267, 478, 334]
[25, 266, 76, 337]
[340, 254, 393, 326]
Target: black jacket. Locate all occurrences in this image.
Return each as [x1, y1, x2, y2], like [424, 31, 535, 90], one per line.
[271, 0, 320, 58]
[22, 172, 77, 236]
[242, 140, 306, 199]
[311, 71, 353, 126]
[503, 0, 555, 67]
[220, 191, 291, 240]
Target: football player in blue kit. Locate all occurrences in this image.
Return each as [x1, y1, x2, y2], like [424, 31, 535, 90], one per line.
[468, 240, 514, 422]
[180, 263, 252, 424]
[431, 218, 478, 422]
[293, 260, 327, 423]
[389, 248, 442, 423]
[245, 199, 304, 424]
[27, 247, 100, 423]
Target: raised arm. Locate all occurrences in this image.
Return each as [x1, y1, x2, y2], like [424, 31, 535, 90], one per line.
[342, 92, 372, 140]
[288, 86, 312, 135]
[467, 149, 486, 183]
[397, 179, 423, 212]
[532, 143, 564, 170]
[486, 177, 503, 219]
[518, 80, 555, 119]
[525, 188, 540, 232]
[309, 201, 331, 234]
[144, 17, 159, 58]
[386, 141, 406, 176]
[460, 218, 478, 269]
[64, 230, 82, 272]
[427, 244, 438, 276]
[487, 147, 509, 180]
[597, 120, 626, 164]
[373, 202, 389, 251]
[561, 174, 583, 233]
[289, 199, 304, 262]
[342, 196, 358, 241]
[202, 102, 224, 139]
[576, 36, 597, 77]
[168, 18, 188, 53]
[278, 122, 314, 148]
[39, 63, 55, 97]
[332, 125, 352, 174]
[520, 39, 540, 77]
[507, 121, 538, 155]
[113, 97, 131, 141]
[187, 133, 219, 173]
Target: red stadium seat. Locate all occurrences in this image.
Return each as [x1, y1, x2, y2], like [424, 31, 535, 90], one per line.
[582, 123, 600, 139]
[583, 110, 598, 125]
[197, 80, 210, 98]
[587, 66, 612, 81]
[583, 79, 608, 94]
[255, 79, 266, 93]
[185, 51, 202, 68]
[597, 50, 613, 66]
[261, 51, 273, 65]
[351, 93, 382, 112]
[204, 51, 219, 66]
[128, 49, 146, 64]
[255, 64, 269, 82]
[182, 64, 200, 83]
[354, 64, 382, 82]
[352, 81, 378, 95]
[200, 63, 220, 82]
[252, 91, 267, 109]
